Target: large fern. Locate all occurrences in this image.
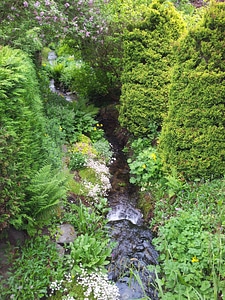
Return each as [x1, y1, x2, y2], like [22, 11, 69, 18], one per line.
[25, 165, 69, 225]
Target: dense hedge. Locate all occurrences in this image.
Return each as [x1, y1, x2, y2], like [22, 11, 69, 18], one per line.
[0, 46, 46, 230]
[119, 0, 185, 137]
[159, 2, 225, 180]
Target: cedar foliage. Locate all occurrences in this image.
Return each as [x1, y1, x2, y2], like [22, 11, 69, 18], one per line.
[0, 46, 45, 230]
[159, 1, 225, 180]
[119, 0, 185, 137]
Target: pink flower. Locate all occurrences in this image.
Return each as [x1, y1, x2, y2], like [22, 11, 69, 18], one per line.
[23, 1, 28, 7]
[34, 1, 40, 7]
[65, 3, 70, 8]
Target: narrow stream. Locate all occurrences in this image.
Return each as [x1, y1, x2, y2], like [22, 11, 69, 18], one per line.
[48, 51, 159, 300]
[99, 106, 158, 300]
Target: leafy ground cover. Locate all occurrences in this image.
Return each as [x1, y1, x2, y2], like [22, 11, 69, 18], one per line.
[126, 136, 225, 299]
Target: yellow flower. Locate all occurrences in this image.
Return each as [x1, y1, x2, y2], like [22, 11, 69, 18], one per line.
[93, 127, 97, 131]
[96, 123, 99, 127]
[142, 164, 146, 169]
[59, 126, 63, 131]
[191, 256, 199, 263]
[150, 153, 157, 161]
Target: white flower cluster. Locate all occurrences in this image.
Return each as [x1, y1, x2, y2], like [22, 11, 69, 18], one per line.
[83, 158, 111, 203]
[77, 269, 120, 300]
[86, 158, 110, 176]
[49, 273, 72, 297]
[62, 296, 75, 300]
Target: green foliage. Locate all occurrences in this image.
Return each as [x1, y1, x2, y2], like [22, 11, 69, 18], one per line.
[23, 165, 69, 233]
[0, 235, 65, 300]
[159, 2, 225, 180]
[119, 0, 186, 137]
[69, 134, 97, 157]
[0, 46, 46, 231]
[69, 152, 87, 171]
[153, 209, 225, 299]
[69, 233, 112, 274]
[128, 146, 163, 188]
[89, 125, 105, 143]
[43, 91, 99, 144]
[62, 201, 109, 236]
[93, 138, 113, 164]
[50, 52, 107, 98]
[151, 176, 225, 228]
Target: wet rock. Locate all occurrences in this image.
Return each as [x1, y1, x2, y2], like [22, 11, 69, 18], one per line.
[107, 220, 158, 299]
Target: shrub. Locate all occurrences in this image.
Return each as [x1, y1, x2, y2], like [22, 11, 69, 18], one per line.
[48, 269, 120, 300]
[62, 201, 109, 236]
[159, 2, 225, 180]
[119, 0, 185, 137]
[0, 46, 46, 231]
[93, 138, 113, 164]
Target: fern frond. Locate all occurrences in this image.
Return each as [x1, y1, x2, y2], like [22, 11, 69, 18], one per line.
[25, 165, 69, 223]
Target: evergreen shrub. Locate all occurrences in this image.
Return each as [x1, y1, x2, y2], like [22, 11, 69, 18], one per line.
[0, 46, 46, 230]
[159, 2, 225, 180]
[119, 0, 185, 137]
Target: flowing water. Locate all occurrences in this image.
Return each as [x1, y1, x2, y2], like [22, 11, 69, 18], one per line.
[48, 52, 159, 300]
[99, 106, 159, 300]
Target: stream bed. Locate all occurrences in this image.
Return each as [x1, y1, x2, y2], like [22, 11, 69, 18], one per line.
[99, 106, 159, 300]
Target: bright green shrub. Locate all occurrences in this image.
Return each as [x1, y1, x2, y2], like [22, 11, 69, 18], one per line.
[0, 46, 46, 230]
[159, 2, 225, 180]
[119, 0, 185, 137]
